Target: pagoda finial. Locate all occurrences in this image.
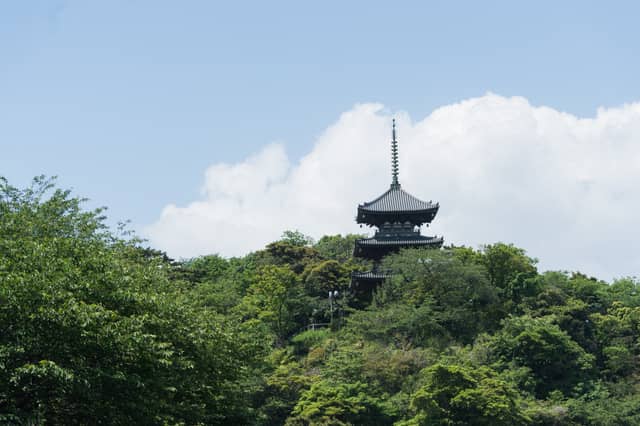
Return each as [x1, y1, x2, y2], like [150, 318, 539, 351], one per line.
[391, 119, 400, 188]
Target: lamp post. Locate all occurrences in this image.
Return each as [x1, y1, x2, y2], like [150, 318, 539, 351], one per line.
[329, 290, 339, 324]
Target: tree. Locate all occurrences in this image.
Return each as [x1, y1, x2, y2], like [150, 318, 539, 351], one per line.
[302, 260, 351, 298]
[607, 277, 640, 307]
[488, 315, 595, 397]
[314, 234, 364, 263]
[565, 272, 609, 314]
[280, 230, 315, 247]
[181, 253, 230, 283]
[481, 243, 538, 302]
[381, 249, 501, 343]
[0, 177, 257, 424]
[258, 240, 321, 274]
[257, 349, 318, 426]
[591, 302, 640, 378]
[241, 265, 308, 343]
[400, 363, 529, 426]
[287, 380, 394, 425]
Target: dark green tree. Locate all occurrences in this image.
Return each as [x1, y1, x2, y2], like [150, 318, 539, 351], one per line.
[287, 380, 394, 426]
[314, 234, 364, 263]
[240, 265, 309, 343]
[399, 362, 529, 426]
[488, 315, 595, 397]
[381, 248, 501, 343]
[481, 243, 538, 303]
[0, 177, 258, 424]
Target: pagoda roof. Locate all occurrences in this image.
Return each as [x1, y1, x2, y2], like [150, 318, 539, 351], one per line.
[360, 185, 437, 213]
[354, 234, 444, 260]
[351, 270, 389, 280]
[351, 270, 388, 294]
[355, 235, 444, 247]
[357, 184, 439, 226]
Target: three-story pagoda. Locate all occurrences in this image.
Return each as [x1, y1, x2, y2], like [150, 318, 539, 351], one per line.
[352, 119, 443, 291]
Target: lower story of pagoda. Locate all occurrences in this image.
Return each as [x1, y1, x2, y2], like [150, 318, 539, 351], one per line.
[351, 234, 444, 300]
[350, 268, 389, 304]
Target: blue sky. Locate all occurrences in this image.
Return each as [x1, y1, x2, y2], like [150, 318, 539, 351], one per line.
[2, 1, 640, 277]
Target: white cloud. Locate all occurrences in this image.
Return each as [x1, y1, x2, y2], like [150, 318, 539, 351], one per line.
[144, 94, 640, 281]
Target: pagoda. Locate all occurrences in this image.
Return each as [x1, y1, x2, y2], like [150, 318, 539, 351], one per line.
[352, 119, 443, 291]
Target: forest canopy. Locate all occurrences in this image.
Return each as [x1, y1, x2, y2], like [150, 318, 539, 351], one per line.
[1, 177, 639, 425]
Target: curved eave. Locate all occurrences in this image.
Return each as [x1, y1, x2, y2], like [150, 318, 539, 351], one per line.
[353, 236, 444, 258]
[355, 236, 444, 246]
[351, 271, 388, 290]
[356, 204, 439, 226]
[351, 271, 389, 280]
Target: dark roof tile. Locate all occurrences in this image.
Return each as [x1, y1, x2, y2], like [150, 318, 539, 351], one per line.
[356, 236, 444, 246]
[359, 185, 438, 213]
[351, 271, 389, 280]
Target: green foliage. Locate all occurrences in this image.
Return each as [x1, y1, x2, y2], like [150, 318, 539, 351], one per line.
[607, 277, 640, 307]
[602, 346, 635, 377]
[281, 230, 315, 247]
[400, 362, 530, 426]
[314, 234, 364, 263]
[565, 387, 640, 425]
[292, 329, 332, 355]
[481, 243, 538, 292]
[345, 303, 445, 347]
[302, 260, 351, 298]
[287, 380, 395, 425]
[381, 248, 501, 343]
[488, 315, 595, 397]
[4, 176, 640, 425]
[565, 272, 610, 313]
[480, 243, 538, 309]
[256, 349, 319, 426]
[258, 240, 322, 274]
[591, 302, 640, 378]
[0, 177, 259, 424]
[240, 264, 309, 344]
[181, 253, 230, 283]
[360, 344, 431, 395]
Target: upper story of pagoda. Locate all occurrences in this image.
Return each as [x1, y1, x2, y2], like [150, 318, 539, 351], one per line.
[356, 119, 440, 228]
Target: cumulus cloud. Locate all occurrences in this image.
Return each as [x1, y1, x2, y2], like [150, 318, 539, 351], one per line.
[145, 94, 640, 280]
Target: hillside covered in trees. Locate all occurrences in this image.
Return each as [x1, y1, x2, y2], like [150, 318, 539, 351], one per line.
[1, 177, 639, 425]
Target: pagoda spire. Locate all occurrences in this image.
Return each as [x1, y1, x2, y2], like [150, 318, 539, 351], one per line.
[391, 119, 400, 188]
[351, 117, 443, 294]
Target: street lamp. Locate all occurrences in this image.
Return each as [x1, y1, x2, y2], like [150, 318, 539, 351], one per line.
[329, 290, 339, 324]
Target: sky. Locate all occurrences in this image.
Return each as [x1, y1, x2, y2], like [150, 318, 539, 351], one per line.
[2, 1, 640, 280]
